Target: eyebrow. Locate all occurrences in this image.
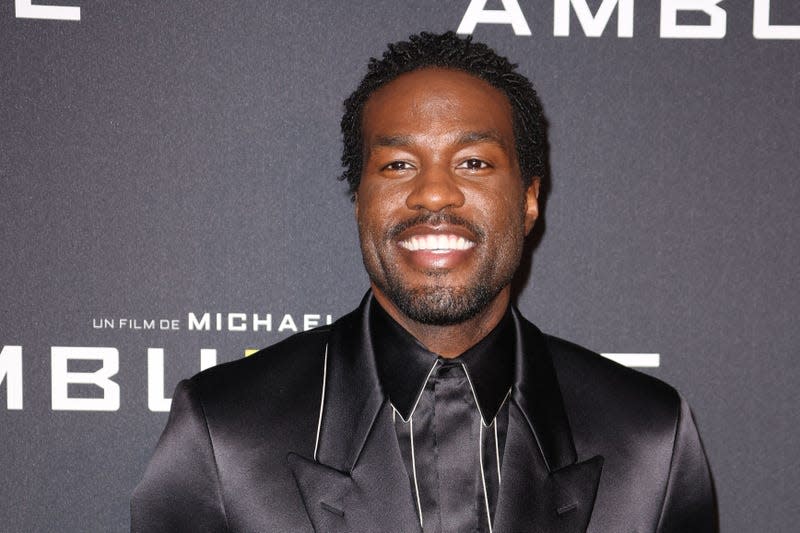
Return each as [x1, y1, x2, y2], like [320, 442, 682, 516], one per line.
[455, 130, 507, 148]
[370, 130, 508, 149]
[372, 134, 414, 148]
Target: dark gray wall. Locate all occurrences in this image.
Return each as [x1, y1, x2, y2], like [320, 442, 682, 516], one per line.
[1, 1, 798, 531]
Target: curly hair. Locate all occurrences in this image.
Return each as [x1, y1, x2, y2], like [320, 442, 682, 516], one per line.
[340, 31, 548, 198]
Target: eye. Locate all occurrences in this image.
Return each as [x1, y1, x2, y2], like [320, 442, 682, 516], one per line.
[382, 161, 415, 172]
[457, 158, 492, 171]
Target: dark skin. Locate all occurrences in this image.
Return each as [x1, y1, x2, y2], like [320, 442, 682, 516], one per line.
[356, 68, 540, 357]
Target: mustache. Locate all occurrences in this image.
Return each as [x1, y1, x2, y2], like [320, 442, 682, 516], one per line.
[388, 212, 485, 241]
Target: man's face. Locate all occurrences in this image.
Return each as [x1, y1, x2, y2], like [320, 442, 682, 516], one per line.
[356, 67, 539, 326]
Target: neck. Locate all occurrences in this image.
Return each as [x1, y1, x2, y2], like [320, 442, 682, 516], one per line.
[371, 285, 511, 358]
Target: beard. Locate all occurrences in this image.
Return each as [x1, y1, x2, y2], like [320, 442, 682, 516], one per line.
[375, 272, 503, 326]
[360, 210, 527, 326]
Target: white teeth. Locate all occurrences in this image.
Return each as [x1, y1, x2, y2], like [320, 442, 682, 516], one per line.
[399, 234, 475, 251]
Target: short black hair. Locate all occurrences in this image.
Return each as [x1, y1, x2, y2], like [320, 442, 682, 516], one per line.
[340, 31, 547, 198]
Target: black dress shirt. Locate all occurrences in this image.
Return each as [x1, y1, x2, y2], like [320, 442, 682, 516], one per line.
[370, 303, 515, 532]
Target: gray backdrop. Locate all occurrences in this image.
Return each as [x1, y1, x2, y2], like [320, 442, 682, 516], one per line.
[2, 1, 798, 531]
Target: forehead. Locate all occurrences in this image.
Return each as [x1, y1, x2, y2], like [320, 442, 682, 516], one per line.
[361, 67, 515, 143]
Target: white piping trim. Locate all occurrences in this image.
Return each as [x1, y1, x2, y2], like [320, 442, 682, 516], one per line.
[313, 344, 329, 462]
[410, 417, 424, 528]
[479, 423, 494, 533]
[397, 359, 439, 423]
[494, 386, 511, 483]
[460, 362, 490, 427]
[494, 422, 502, 484]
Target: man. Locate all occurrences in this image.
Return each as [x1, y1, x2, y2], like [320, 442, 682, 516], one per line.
[132, 32, 716, 532]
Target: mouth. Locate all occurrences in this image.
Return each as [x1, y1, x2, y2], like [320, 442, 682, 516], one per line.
[398, 234, 476, 252]
[387, 212, 483, 271]
[392, 222, 479, 271]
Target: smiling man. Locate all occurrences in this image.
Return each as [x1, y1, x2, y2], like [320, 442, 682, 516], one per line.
[132, 32, 716, 532]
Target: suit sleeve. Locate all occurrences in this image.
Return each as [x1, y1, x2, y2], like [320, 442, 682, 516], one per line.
[131, 379, 229, 533]
[656, 396, 718, 533]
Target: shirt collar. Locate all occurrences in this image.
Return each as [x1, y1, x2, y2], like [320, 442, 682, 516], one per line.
[370, 299, 515, 425]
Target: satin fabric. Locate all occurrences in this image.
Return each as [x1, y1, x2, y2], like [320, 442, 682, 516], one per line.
[131, 293, 716, 532]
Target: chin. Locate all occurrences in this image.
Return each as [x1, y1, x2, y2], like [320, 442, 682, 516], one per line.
[386, 284, 497, 326]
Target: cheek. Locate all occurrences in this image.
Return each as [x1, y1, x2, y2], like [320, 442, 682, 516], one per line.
[358, 187, 405, 227]
[356, 202, 390, 251]
[470, 187, 525, 227]
[355, 186, 379, 227]
[483, 205, 528, 258]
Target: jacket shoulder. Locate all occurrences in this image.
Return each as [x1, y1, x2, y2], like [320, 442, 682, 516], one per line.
[543, 336, 716, 531]
[545, 335, 682, 452]
[133, 326, 336, 532]
[193, 325, 331, 395]
[547, 335, 678, 406]
[185, 326, 332, 449]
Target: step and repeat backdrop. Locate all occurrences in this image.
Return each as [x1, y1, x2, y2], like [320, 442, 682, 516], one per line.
[2, 1, 798, 531]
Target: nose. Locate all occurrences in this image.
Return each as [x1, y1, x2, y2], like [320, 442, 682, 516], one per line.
[405, 165, 465, 212]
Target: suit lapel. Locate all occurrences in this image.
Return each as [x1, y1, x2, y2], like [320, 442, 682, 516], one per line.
[493, 310, 604, 532]
[492, 402, 603, 532]
[287, 295, 420, 532]
[288, 402, 420, 532]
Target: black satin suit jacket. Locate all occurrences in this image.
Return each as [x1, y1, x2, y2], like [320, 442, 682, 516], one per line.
[131, 295, 716, 532]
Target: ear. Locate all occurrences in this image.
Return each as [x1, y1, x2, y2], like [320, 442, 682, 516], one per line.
[523, 177, 540, 235]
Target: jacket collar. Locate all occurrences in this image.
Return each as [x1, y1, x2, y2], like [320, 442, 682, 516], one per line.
[288, 292, 603, 532]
